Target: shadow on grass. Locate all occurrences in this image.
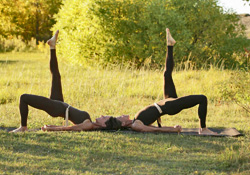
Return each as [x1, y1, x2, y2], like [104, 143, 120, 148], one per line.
[0, 130, 245, 174]
[0, 60, 19, 64]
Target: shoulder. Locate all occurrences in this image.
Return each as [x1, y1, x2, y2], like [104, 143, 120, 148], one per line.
[77, 119, 94, 130]
[131, 120, 145, 131]
[132, 119, 144, 126]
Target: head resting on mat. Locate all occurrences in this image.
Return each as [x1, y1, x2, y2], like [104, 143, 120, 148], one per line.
[96, 115, 132, 130]
[104, 117, 123, 130]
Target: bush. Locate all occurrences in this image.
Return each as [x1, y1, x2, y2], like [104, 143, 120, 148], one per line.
[53, 0, 250, 68]
[220, 71, 250, 114]
[0, 36, 37, 52]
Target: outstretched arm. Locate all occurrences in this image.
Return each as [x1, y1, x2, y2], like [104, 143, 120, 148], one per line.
[131, 120, 182, 133]
[42, 119, 95, 132]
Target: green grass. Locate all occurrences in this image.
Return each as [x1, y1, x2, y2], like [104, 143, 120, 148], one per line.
[0, 52, 249, 174]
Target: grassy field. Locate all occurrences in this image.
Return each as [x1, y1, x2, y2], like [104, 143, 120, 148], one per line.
[0, 52, 249, 174]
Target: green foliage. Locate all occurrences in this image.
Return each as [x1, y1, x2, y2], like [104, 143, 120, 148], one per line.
[171, 0, 250, 68]
[0, 0, 62, 43]
[53, 0, 250, 68]
[94, 0, 188, 66]
[0, 52, 250, 174]
[220, 71, 250, 113]
[52, 0, 104, 65]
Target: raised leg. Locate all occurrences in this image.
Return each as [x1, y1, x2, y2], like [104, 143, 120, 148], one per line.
[10, 31, 65, 133]
[47, 30, 64, 101]
[49, 49, 64, 101]
[164, 28, 177, 99]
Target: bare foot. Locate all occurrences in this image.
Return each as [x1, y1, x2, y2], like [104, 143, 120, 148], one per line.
[166, 28, 176, 46]
[9, 126, 28, 133]
[47, 30, 59, 49]
[199, 128, 218, 135]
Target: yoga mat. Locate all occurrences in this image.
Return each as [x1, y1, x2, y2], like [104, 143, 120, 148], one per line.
[1, 127, 243, 137]
[103, 128, 243, 137]
[0, 127, 40, 132]
[179, 128, 243, 137]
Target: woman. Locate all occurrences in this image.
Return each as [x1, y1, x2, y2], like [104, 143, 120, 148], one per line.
[130, 28, 216, 135]
[10, 30, 132, 133]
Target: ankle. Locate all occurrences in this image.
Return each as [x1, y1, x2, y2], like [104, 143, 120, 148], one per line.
[21, 126, 28, 130]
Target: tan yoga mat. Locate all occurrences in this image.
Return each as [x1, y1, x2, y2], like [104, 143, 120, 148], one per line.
[178, 128, 243, 137]
[2, 127, 243, 137]
[103, 127, 243, 137]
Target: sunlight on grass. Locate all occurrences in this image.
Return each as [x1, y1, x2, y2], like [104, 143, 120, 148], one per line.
[0, 52, 249, 174]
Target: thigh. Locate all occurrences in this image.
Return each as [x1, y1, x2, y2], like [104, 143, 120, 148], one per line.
[22, 94, 67, 117]
[50, 76, 64, 102]
[164, 73, 178, 99]
[163, 95, 204, 115]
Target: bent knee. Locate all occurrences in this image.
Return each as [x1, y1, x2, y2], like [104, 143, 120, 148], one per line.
[199, 95, 207, 104]
[20, 93, 29, 102]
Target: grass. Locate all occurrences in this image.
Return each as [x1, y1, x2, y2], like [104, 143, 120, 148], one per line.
[0, 52, 249, 174]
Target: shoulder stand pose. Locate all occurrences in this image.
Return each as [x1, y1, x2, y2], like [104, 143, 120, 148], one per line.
[130, 28, 217, 135]
[10, 30, 131, 133]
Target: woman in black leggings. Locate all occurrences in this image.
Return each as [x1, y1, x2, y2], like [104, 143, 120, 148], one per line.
[131, 28, 217, 135]
[11, 31, 92, 132]
[11, 30, 131, 133]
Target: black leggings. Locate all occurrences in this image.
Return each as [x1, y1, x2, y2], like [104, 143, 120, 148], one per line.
[135, 46, 207, 128]
[20, 50, 91, 126]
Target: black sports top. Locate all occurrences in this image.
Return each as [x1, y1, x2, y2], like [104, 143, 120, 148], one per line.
[67, 105, 91, 124]
[134, 104, 163, 126]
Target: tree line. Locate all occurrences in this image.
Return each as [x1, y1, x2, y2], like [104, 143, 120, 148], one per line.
[0, 0, 249, 69]
[0, 0, 62, 44]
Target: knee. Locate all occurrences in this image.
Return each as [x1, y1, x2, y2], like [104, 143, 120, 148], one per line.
[199, 95, 207, 104]
[20, 94, 29, 102]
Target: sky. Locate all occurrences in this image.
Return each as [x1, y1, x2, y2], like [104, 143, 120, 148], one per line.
[218, 0, 250, 14]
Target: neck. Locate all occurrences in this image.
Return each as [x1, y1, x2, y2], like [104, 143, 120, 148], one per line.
[91, 122, 103, 129]
[123, 120, 133, 127]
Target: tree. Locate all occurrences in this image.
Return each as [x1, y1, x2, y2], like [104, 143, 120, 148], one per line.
[0, 0, 62, 43]
[53, 0, 250, 68]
